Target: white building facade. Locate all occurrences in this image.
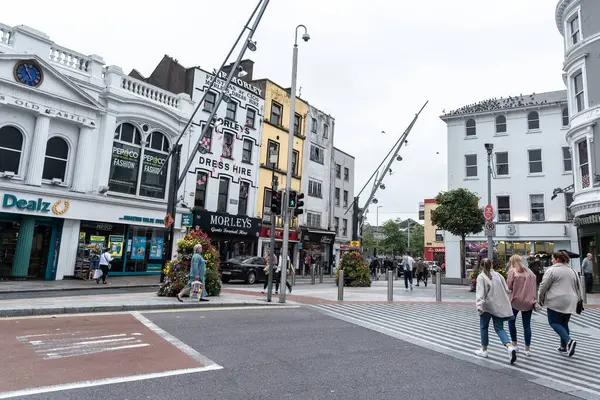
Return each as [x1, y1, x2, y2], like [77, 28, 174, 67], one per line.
[333, 147, 356, 268]
[557, 0, 600, 279]
[299, 105, 336, 273]
[0, 23, 194, 280]
[441, 91, 578, 279]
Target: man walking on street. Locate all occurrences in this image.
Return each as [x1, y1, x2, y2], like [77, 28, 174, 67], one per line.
[403, 253, 414, 291]
[582, 253, 594, 294]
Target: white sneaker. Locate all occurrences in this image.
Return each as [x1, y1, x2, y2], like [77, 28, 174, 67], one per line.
[523, 349, 531, 357]
[567, 340, 577, 358]
[474, 349, 488, 358]
[507, 346, 517, 364]
[405, 288, 409, 291]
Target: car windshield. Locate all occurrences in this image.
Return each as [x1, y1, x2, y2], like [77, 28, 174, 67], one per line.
[227, 256, 251, 263]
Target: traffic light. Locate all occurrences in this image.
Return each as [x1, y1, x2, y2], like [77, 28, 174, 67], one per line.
[271, 190, 282, 216]
[295, 192, 305, 215]
[288, 190, 297, 208]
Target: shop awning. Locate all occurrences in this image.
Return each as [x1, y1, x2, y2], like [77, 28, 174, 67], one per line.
[306, 228, 336, 236]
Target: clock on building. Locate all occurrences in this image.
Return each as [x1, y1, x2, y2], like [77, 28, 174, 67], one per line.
[14, 60, 43, 87]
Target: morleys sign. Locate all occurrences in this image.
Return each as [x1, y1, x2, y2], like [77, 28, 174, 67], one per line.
[193, 209, 261, 237]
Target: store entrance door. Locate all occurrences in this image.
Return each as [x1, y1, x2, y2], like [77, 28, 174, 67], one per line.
[0, 218, 54, 279]
[29, 224, 53, 279]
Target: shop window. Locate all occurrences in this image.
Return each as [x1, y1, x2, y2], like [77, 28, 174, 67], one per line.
[217, 177, 230, 213]
[222, 132, 234, 158]
[109, 123, 170, 199]
[242, 139, 253, 163]
[195, 172, 208, 209]
[246, 108, 256, 128]
[42, 137, 69, 182]
[77, 221, 128, 275]
[497, 196, 511, 222]
[238, 181, 249, 216]
[125, 226, 166, 273]
[0, 125, 24, 175]
[140, 131, 169, 199]
[530, 194, 545, 222]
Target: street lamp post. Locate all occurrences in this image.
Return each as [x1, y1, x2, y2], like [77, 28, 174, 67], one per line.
[485, 143, 494, 260]
[280, 25, 310, 303]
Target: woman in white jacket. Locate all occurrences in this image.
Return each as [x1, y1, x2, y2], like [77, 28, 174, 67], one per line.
[475, 258, 517, 364]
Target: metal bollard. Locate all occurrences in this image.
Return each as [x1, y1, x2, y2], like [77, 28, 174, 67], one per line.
[291, 271, 296, 286]
[436, 268, 442, 302]
[387, 270, 394, 301]
[311, 265, 316, 285]
[580, 274, 587, 304]
[319, 264, 324, 284]
[338, 270, 344, 301]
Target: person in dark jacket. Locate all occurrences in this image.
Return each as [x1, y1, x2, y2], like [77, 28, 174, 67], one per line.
[370, 258, 380, 279]
[528, 253, 543, 286]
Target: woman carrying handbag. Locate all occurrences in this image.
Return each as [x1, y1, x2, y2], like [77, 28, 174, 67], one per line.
[538, 251, 583, 358]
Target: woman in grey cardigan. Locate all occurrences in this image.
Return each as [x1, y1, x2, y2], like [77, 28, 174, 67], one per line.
[538, 251, 582, 357]
[475, 258, 517, 364]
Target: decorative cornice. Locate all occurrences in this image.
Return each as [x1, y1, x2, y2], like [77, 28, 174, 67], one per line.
[556, 0, 577, 35]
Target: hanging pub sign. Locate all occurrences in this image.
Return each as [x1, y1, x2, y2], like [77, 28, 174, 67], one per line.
[193, 209, 261, 237]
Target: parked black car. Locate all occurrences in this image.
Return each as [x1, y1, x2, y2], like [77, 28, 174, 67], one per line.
[220, 256, 268, 284]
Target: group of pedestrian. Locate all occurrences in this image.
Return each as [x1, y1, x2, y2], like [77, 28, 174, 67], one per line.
[475, 251, 583, 364]
[89, 244, 113, 285]
[261, 249, 293, 295]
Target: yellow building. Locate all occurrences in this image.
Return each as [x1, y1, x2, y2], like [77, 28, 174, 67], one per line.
[251, 79, 308, 255]
[423, 199, 445, 264]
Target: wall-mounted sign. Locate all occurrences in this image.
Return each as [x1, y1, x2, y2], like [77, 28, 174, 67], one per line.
[260, 226, 299, 242]
[109, 235, 124, 258]
[149, 238, 164, 260]
[350, 241, 361, 248]
[574, 213, 600, 227]
[2, 194, 69, 216]
[181, 214, 193, 227]
[0, 94, 96, 127]
[109, 143, 140, 194]
[139, 150, 167, 199]
[131, 236, 147, 260]
[193, 209, 261, 237]
[198, 155, 252, 177]
[118, 215, 163, 224]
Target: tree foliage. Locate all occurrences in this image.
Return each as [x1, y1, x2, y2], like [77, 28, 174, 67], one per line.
[430, 188, 485, 277]
[381, 219, 407, 256]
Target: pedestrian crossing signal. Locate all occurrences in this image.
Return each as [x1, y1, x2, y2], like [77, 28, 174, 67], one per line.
[288, 191, 297, 208]
[295, 192, 304, 215]
[271, 190, 282, 216]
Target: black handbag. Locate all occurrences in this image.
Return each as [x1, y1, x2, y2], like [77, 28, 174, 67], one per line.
[573, 269, 584, 315]
[576, 299, 584, 315]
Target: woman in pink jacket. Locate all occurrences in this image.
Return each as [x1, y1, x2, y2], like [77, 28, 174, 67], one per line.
[506, 254, 537, 357]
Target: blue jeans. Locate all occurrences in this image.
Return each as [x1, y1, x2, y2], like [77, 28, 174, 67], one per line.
[480, 312, 510, 347]
[547, 308, 571, 348]
[508, 308, 532, 346]
[90, 259, 100, 269]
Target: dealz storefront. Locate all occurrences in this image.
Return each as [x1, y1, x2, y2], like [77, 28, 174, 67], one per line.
[0, 189, 173, 280]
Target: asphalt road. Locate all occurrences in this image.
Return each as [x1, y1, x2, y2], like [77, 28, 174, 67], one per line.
[10, 307, 577, 400]
[0, 286, 157, 300]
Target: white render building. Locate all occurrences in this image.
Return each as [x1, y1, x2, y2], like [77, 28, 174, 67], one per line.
[557, 0, 600, 280]
[440, 91, 579, 280]
[333, 147, 356, 268]
[299, 104, 337, 273]
[0, 23, 195, 280]
[136, 57, 265, 260]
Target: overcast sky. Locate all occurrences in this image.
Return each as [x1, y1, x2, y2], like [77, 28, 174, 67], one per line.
[2, 0, 566, 224]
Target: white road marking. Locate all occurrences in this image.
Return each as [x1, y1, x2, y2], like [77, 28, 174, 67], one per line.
[0, 364, 222, 399]
[45, 343, 151, 359]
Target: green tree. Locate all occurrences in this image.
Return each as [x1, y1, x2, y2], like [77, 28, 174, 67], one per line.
[361, 223, 379, 256]
[430, 188, 485, 278]
[381, 219, 407, 256]
[407, 222, 424, 257]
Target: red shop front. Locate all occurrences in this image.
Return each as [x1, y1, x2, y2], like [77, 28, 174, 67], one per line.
[425, 246, 446, 264]
[258, 226, 300, 260]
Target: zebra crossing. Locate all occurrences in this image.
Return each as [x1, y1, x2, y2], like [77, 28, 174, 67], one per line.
[313, 303, 600, 399]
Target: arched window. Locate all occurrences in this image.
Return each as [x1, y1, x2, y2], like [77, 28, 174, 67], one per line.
[0, 126, 24, 175]
[465, 119, 476, 136]
[562, 108, 569, 127]
[109, 123, 142, 195]
[42, 137, 69, 182]
[527, 111, 540, 130]
[495, 115, 507, 134]
[140, 131, 170, 199]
